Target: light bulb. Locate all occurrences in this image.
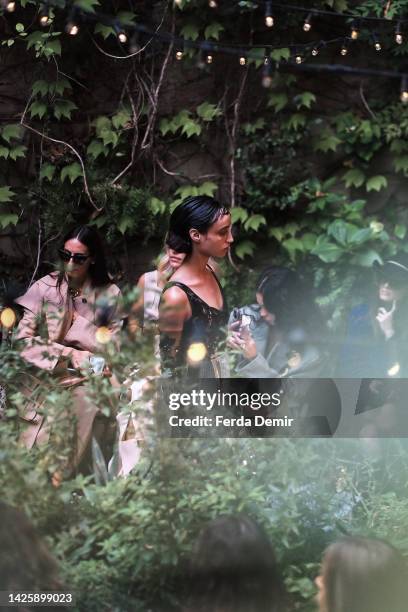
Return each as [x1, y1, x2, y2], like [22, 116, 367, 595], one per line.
[118, 31, 127, 43]
[341, 44, 348, 56]
[187, 342, 207, 364]
[375, 42, 381, 51]
[396, 33, 403, 44]
[312, 47, 319, 56]
[40, 14, 49, 26]
[295, 54, 303, 64]
[401, 91, 408, 103]
[6, 1, 16, 12]
[66, 21, 79, 36]
[209, 0, 217, 7]
[266, 15, 274, 27]
[351, 28, 359, 40]
[239, 56, 246, 65]
[206, 54, 213, 64]
[176, 50, 183, 60]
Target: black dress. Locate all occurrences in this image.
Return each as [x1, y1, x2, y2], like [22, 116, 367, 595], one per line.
[160, 270, 228, 378]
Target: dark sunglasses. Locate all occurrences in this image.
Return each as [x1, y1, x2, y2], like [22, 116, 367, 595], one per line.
[58, 248, 90, 265]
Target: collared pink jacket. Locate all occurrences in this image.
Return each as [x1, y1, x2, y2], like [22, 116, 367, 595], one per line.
[15, 273, 122, 370]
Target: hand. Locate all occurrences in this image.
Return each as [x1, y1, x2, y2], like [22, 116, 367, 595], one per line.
[227, 321, 257, 360]
[376, 300, 396, 340]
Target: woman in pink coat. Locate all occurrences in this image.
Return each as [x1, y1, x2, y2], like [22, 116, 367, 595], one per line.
[14, 225, 122, 479]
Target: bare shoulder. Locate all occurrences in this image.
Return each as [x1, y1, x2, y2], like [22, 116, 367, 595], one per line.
[161, 285, 189, 307]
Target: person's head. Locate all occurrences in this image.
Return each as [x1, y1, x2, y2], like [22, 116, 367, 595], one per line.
[186, 514, 288, 612]
[58, 225, 110, 287]
[375, 258, 408, 304]
[316, 536, 407, 612]
[0, 501, 61, 592]
[255, 267, 309, 329]
[167, 196, 233, 259]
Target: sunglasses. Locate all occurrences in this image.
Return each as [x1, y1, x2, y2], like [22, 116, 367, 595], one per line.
[58, 249, 90, 265]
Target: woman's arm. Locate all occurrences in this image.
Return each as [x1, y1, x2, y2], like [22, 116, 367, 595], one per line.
[159, 286, 191, 362]
[128, 274, 145, 335]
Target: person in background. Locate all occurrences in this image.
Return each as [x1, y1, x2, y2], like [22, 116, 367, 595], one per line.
[184, 514, 289, 612]
[14, 225, 122, 479]
[315, 536, 407, 612]
[228, 266, 327, 378]
[337, 256, 408, 377]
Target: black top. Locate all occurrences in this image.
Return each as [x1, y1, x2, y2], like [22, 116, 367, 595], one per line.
[160, 269, 228, 378]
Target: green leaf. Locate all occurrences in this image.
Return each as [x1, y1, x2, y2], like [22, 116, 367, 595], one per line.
[112, 109, 131, 129]
[242, 118, 265, 135]
[301, 233, 318, 250]
[197, 181, 217, 197]
[93, 116, 112, 134]
[343, 168, 365, 188]
[175, 185, 198, 199]
[45, 39, 61, 56]
[73, 0, 100, 13]
[32, 79, 49, 97]
[94, 23, 115, 39]
[26, 31, 43, 50]
[196, 102, 221, 122]
[395, 225, 407, 240]
[39, 163, 55, 182]
[149, 197, 167, 216]
[204, 22, 224, 40]
[271, 47, 290, 62]
[9, 145, 27, 160]
[295, 92, 316, 110]
[60, 162, 82, 184]
[282, 238, 304, 261]
[53, 78, 72, 96]
[285, 113, 306, 131]
[116, 11, 137, 26]
[269, 227, 285, 242]
[244, 214, 266, 232]
[29, 101, 47, 119]
[235, 240, 255, 260]
[327, 220, 350, 246]
[350, 249, 382, 267]
[0, 146, 9, 159]
[313, 129, 342, 153]
[230, 207, 249, 224]
[159, 118, 174, 137]
[118, 215, 133, 234]
[0, 213, 18, 229]
[311, 236, 344, 263]
[181, 119, 202, 138]
[15, 23, 25, 33]
[366, 175, 388, 192]
[53, 100, 77, 120]
[0, 186, 15, 203]
[100, 130, 119, 147]
[347, 228, 372, 245]
[180, 23, 200, 41]
[394, 156, 408, 175]
[267, 93, 288, 113]
[87, 140, 106, 159]
[1, 124, 22, 144]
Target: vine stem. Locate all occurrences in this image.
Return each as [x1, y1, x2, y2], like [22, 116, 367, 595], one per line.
[20, 94, 101, 212]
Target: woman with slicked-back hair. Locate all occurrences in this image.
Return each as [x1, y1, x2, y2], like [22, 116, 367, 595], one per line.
[315, 536, 408, 612]
[14, 225, 122, 481]
[159, 195, 233, 378]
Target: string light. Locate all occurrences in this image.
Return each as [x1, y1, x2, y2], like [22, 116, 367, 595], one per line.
[373, 33, 381, 51]
[340, 39, 349, 56]
[350, 21, 359, 40]
[239, 55, 246, 65]
[208, 0, 218, 7]
[6, 1, 15, 12]
[174, 0, 182, 6]
[303, 13, 313, 32]
[395, 22, 403, 44]
[262, 57, 273, 88]
[206, 53, 213, 64]
[176, 49, 184, 60]
[311, 43, 321, 56]
[294, 48, 303, 64]
[401, 75, 408, 103]
[265, 1, 274, 27]
[39, 4, 50, 26]
[66, 10, 79, 36]
[115, 24, 128, 44]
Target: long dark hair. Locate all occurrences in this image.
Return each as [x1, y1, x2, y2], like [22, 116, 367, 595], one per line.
[185, 514, 289, 612]
[56, 225, 111, 289]
[166, 195, 229, 255]
[321, 536, 407, 612]
[260, 266, 325, 337]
